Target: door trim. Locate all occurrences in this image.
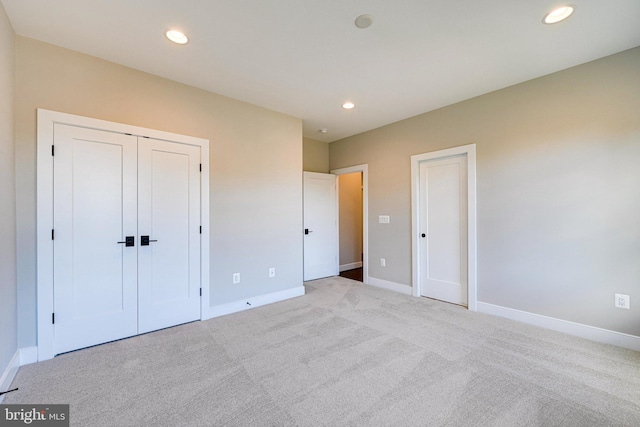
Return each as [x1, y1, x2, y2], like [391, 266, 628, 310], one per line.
[331, 164, 369, 284]
[36, 109, 210, 361]
[410, 145, 477, 310]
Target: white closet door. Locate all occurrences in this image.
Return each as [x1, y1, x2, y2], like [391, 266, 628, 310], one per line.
[53, 125, 138, 354]
[137, 138, 201, 333]
[419, 155, 468, 306]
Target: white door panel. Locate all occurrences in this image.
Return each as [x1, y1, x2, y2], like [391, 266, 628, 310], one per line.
[303, 172, 338, 281]
[420, 155, 468, 306]
[138, 138, 201, 333]
[53, 125, 138, 354]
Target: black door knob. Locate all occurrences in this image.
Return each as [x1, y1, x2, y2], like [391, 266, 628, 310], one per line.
[421, 233, 426, 238]
[141, 235, 158, 246]
[117, 236, 135, 246]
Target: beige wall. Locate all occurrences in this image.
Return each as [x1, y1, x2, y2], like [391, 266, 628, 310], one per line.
[330, 47, 640, 337]
[0, 3, 17, 375]
[15, 37, 303, 347]
[338, 173, 363, 268]
[303, 137, 329, 173]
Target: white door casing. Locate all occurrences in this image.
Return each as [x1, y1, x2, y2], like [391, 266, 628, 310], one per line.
[419, 155, 468, 306]
[52, 125, 139, 354]
[138, 138, 201, 333]
[37, 109, 210, 361]
[411, 144, 477, 310]
[303, 172, 338, 281]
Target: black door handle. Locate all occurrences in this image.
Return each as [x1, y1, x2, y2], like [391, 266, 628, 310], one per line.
[141, 235, 158, 246]
[304, 229, 313, 235]
[421, 233, 426, 238]
[117, 236, 135, 246]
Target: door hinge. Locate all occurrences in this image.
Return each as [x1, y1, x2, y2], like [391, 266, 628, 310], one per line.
[51, 229, 54, 240]
[51, 145, 55, 156]
[199, 163, 202, 172]
[52, 313, 55, 324]
[199, 288, 202, 297]
[199, 226, 202, 234]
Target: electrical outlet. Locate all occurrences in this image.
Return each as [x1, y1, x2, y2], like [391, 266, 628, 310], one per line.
[269, 267, 276, 278]
[615, 293, 630, 309]
[233, 273, 240, 284]
[380, 258, 386, 267]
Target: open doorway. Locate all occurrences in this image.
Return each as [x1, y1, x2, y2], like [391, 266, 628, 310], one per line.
[338, 172, 363, 281]
[332, 164, 368, 283]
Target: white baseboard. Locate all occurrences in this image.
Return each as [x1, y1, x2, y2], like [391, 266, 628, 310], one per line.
[0, 345, 41, 402]
[366, 277, 412, 295]
[205, 286, 306, 319]
[0, 350, 20, 403]
[340, 262, 362, 272]
[477, 302, 640, 352]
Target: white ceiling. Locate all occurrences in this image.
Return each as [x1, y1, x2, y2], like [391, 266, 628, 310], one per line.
[2, 1, 640, 142]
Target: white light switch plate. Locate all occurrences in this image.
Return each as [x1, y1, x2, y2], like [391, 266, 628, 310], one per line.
[379, 215, 390, 224]
[615, 293, 630, 309]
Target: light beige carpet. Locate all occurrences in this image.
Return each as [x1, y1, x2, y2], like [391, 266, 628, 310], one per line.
[5, 277, 640, 426]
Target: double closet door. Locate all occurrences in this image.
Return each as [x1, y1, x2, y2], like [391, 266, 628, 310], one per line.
[53, 124, 201, 355]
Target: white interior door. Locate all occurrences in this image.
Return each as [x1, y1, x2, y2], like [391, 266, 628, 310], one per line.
[53, 125, 138, 354]
[419, 155, 468, 306]
[303, 172, 338, 281]
[137, 138, 201, 333]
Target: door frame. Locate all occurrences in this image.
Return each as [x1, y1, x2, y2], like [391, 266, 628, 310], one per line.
[331, 164, 369, 284]
[36, 109, 210, 361]
[410, 145, 477, 310]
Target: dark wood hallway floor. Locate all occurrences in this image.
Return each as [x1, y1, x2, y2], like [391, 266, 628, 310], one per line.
[339, 267, 363, 282]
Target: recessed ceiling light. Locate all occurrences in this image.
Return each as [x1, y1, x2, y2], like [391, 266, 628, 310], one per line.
[543, 5, 575, 24]
[355, 14, 373, 29]
[342, 102, 355, 110]
[166, 30, 189, 45]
